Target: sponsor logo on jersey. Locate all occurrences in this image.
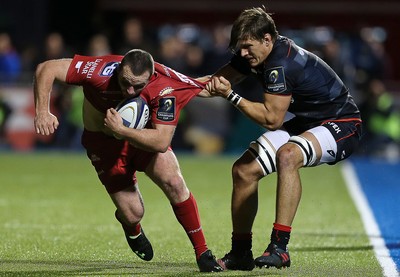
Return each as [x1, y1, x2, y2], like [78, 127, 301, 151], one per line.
[327, 150, 336, 158]
[159, 87, 174, 97]
[75, 61, 83, 73]
[81, 59, 102, 79]
[157, 97, 176, 122]
[100, 62, 119, 76]
[265, 66, 286, 93]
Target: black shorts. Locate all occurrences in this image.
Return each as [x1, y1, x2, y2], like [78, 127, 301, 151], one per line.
[320, 119, 363, 164]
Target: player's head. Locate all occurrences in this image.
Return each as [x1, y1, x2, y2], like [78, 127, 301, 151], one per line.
[229, 6, 278, 52]
[229, 6, 279, 67]
[118, 49, 155, 97]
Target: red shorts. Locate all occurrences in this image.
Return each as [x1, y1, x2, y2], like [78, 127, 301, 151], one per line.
[81, 130, 156, 194]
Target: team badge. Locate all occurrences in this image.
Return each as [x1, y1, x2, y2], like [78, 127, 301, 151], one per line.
[265, 66, 286, 93]
[100, 62, 119, 76]
[157, 97, 176, 122]
[159, 87, 174, 96]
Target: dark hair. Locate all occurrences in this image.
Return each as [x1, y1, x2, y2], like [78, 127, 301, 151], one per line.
[229, 6, 279, 52]
[120, 49, 155, 76]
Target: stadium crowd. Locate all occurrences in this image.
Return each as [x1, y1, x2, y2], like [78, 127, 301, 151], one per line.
[0, 17, 399, 159]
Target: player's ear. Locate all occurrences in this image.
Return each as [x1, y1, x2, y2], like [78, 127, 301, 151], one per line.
[264, 33, 272, 45]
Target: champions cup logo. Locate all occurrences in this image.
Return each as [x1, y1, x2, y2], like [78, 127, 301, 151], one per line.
[157, 97, 176, 122]
[269, 70, 279, 83]
[164, 99, 173, 111]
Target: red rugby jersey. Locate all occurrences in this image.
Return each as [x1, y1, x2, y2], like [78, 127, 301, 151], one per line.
[66, 54, 205, 126]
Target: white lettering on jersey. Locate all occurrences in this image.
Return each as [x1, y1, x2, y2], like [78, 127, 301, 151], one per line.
[82, 59, 102, 79]
[174, 70, 200, 88]
[162, 64, 200, 88]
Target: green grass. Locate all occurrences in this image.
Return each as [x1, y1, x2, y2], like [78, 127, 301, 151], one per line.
[0, 152, 383, 276]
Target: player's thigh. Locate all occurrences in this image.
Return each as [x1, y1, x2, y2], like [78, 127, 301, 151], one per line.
[145, 150, 189, 203]
[247, 129, 290, 176]
[303, 126, 337, 165]
[145, 150, 181, 183]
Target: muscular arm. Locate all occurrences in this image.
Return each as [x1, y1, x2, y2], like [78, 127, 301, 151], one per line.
[104, 108, 175, 152]
[33, 59, 72, 135]
[238, 93, 290, 130]
[207, 76, 290, 130]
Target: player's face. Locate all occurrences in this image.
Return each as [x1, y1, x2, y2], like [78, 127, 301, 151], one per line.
[118, 65, 151, 98]
[237, 37, 270, 67]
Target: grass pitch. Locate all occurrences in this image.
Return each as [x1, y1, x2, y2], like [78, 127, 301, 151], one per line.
[0, 152, 383, 276]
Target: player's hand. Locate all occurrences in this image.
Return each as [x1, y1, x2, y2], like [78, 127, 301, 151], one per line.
[206, 76, 232, 98]
[104, 108, 124, 133]
[34, 112, 59, 135]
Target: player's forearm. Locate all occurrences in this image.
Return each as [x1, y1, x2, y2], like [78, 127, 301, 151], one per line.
[118, 127, 171, 153]
[33, 59, 70, 115]
[235, 98, 283, 130]
[33, 63, 55, 115]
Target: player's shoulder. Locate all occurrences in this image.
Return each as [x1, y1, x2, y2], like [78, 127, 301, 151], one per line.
[266, 36, 308, 75]
[67, 54, 122, 83]
[72, 54, 122, 62]
[268, 36, 293, 63]
[70, 54, 123, 73]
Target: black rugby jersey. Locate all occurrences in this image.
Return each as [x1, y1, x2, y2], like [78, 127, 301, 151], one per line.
[230, 36, 361, 133]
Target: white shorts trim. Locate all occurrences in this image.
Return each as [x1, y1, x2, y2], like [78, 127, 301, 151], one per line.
[307, 126, 337, 164]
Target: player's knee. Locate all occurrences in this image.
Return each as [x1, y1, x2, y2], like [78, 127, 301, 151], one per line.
[232, 160, 248, 182]
[276, 144, 302, 169]
[162, 174, 189, 203]
[167, 174, 185, 189]
[232, 156, 264, 184]
[286, 135, 317, 167]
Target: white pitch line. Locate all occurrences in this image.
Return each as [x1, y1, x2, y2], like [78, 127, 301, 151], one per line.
[341, 161, 399, 277]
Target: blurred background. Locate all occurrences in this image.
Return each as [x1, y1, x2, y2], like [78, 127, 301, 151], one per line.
[0, 0, 399, 160]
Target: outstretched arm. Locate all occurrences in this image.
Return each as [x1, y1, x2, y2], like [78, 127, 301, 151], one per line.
[33, 59, 72, 135]
[206, 76, 290, 130]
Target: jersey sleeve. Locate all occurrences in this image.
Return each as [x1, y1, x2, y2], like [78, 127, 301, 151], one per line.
[66, 55, 91, 85]
[151, 87, 201, 126]
[66, 54, 122, 86]
[229, 53, 252, 75]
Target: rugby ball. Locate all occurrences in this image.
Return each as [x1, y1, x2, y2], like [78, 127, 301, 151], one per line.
[115, 96, 150, 129]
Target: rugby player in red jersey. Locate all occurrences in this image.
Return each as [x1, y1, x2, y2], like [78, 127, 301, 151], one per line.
[33, 49, 222, 272]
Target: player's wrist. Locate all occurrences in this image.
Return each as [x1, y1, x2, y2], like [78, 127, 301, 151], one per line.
[226, 90, 242, 107]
